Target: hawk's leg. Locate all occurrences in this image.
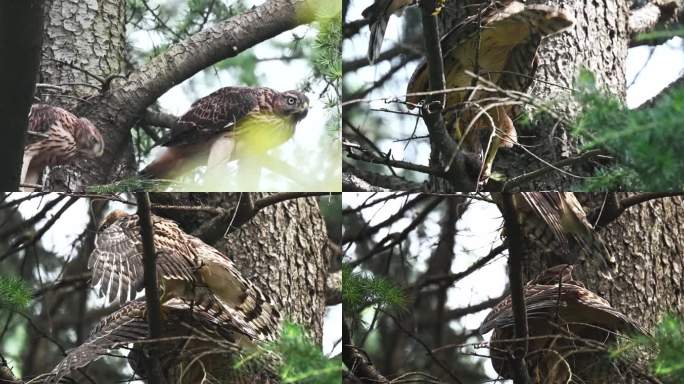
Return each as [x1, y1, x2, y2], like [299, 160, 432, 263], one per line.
[481, 106, 517, 182]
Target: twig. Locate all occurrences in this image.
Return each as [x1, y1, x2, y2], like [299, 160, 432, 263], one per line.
[135, 192, 163, 384]
[342, 320, 389, 383]
[500, 149, 605, 191]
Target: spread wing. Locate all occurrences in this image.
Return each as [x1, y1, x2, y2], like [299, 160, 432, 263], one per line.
[479, 283, 646, 336]
[88, 214, 198, 305]
[89, 211, 281, 342]
[519, 192, 567, 245]
[46, 298, 249, 384]
[158, 87, 261, 147]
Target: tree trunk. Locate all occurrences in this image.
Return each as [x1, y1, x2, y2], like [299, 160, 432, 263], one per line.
[38, 0, 133, 191]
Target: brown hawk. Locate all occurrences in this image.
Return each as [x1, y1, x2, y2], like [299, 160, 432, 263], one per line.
[88, 210, 281, 342]
[362, 0, 446, 63]
[46, 209, 284, 382]
[480, 264, 647, 383]
[21, 104, 104, 192]
[406, 2, 574, 181]
[492, 192, 615, 271]
[140, 86, 309, 179]
[47, 298, 280, 383]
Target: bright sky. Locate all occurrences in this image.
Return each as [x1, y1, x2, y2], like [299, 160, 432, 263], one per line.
[343, 2, 684, 175]
[128, 0, 341, 191]
[343, 193, 508, 380]
[9, 194, 341, 379]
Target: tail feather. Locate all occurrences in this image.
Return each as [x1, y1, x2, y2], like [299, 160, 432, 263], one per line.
[367, 15, 389, 63]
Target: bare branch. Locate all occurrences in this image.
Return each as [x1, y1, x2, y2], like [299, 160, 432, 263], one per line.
[500, 193, 531, 384]
[135, 192, 163, 384]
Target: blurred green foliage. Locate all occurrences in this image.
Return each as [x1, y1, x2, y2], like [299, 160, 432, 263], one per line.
[271, 321, 341, 383]
[0, 276, 31, 312]
[342, 264, 407, 315]
[613, 315, 684, 383]
[573, 69, 684, 190]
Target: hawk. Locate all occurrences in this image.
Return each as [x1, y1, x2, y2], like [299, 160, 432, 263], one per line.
[46, 209, 283, 382]
[406, 2, 574, 181]
[21, 104, 104, 192]
[362, 0, 446, 63]
[88, 210, 281, 342]
[140, 86, 309, 180]
[480, 264, 647, 382]
[492, 192, 615, 271]
[47, 298, 280, 383]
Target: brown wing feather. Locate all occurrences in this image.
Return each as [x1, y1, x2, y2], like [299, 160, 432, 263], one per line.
[158, 87, 263, 147]
[88, 213, 198, 305]
[47, 298, 251, 384]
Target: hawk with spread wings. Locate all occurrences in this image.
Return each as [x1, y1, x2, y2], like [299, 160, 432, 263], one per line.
[406, 2, 574, 181]
[492, 192, 615, 271]
[480, 264, 647, 382]
[47, 298, 279, 384]
[22, 104, 104, 192]
[140, 86, 309, 179]
[47, 209, 282, 382]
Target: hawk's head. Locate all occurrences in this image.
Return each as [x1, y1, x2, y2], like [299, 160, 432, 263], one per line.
[75, 117, 105, 158]
[99, 210, 129, 232]
[274, 91, 309, 121]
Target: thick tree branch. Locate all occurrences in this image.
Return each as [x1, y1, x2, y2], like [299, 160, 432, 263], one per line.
[629, 0, 682, 43]
[500, 193, 531, 384]
[590, 192, 684, 229]
[135, 192, 163, 384]
[142, 110, 178, 130]
[419, 1, 470, 191]
[0, 0, 44, 190]
[343, 162, 422, 191]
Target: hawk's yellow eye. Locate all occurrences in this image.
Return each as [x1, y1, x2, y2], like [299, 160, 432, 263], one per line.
[287, 97, 296, 105]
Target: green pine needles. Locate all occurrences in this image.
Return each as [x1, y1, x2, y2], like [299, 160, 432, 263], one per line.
[0, 276, 31, 311]
[613, 315, 684, 382]
[342, 265, 407, 314]
[573, 69, 684, 190]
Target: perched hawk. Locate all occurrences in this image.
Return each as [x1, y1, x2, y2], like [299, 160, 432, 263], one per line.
[21, 104, 104, 192]
[480, 264, 647, 382]
[140, 86, 309, 179]
[492, 192, 615, 271]
[406, 2, 574, 181]
[47, 298, 280, 383]
[363, 0, 446, 63]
